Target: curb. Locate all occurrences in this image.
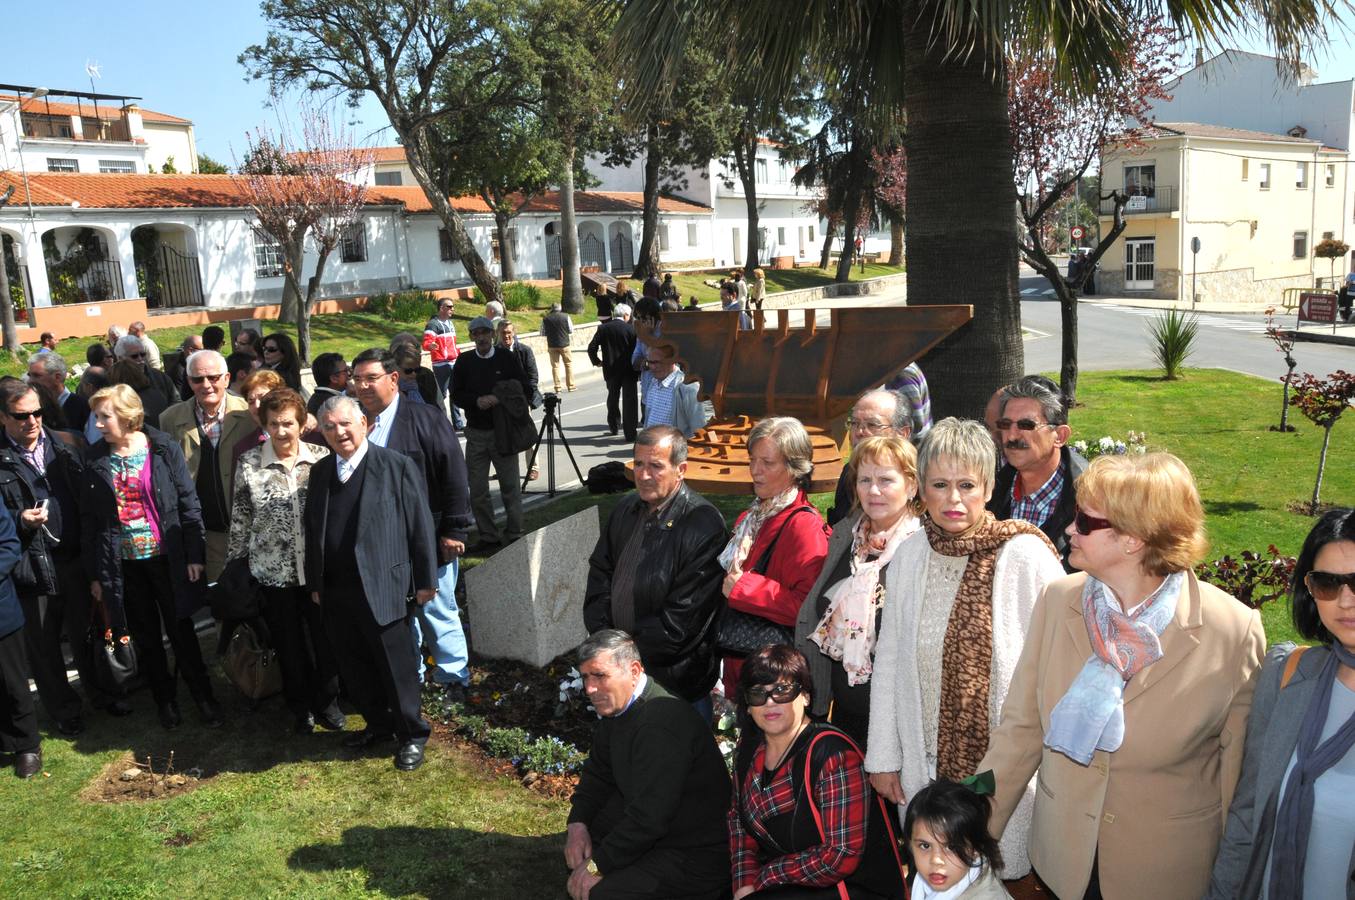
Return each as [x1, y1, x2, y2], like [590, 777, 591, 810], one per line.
[1282, 329, 1355, 347]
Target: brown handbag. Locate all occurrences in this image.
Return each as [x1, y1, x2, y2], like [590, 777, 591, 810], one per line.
[221, 620, 282, 700]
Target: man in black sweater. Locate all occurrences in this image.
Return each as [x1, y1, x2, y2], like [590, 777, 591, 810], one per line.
[564, 630, 730, 900]
[451, 316, 530, 552]
[587, 305, 639, 441]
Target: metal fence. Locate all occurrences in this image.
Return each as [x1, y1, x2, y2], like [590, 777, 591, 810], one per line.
[140, 245, 204, 309]
[48, 258, 124, 304]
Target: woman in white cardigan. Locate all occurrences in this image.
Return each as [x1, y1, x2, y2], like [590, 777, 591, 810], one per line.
[865, 418, 1063, 879]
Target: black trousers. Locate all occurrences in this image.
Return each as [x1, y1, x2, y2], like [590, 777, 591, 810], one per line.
[586, 793, 729, 900]
[19, 555, 108, 721]
[0, 626, 38, 753]
[121, 556, 212, 704]
[604, 373, 638, 440]
[261, 585, 340, 720]
[322, 582, 429, 745]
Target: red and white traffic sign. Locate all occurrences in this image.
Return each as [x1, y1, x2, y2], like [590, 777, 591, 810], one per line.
[1070, 226, 1085, 242]
[1298, 292, 1337, 323]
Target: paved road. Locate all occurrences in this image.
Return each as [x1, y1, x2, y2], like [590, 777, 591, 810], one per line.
[478, 274, 1351, 514]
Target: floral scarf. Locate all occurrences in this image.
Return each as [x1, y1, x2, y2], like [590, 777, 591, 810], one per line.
[810, 513, 920, 685]
[926, 511, 1060, 781]
[718, 485, 800, 572]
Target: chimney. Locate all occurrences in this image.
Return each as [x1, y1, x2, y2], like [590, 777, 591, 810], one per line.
[121, 104, 145, 143]
[1195, 48, 1205, 68]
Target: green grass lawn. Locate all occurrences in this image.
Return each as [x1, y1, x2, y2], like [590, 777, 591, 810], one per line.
[0, 366, 1339, 899]
[2, 263, 905, 380]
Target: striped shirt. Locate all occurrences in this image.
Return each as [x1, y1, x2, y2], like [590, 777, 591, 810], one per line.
[641, 367, 684, 429]
[884, 363, 932, 437]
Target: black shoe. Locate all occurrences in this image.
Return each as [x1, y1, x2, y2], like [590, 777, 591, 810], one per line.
[314, 709, 347, 732]
[102, 699, 134, 718]
[14, 749, 41, 779]
[441, 682, 467, 705]
[56, 716, 84, 737]
[293, 713, 315, 735]
[196, 697, 224, 729]
[467, 540, 501, 556]
[158, 700, 182, 731]
[394, 741, 425, 771]
[342, 728, 393, 750]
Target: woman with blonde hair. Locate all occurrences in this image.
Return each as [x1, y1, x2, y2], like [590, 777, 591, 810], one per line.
[717, 416, 830, 699]
[980, 452, 1266, 898]
[749, 267, 766, 312]
[866, 417, 1063, 879]
[795, 434, 923, 748]
[81, 384, 219, 730]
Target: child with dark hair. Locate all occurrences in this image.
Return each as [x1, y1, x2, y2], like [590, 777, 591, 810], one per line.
[904, 779, 1009, 899]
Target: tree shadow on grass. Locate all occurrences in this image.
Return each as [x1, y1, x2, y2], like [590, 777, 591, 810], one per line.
[289, 825, 568, 899]
[1204, 500, 1262, 515]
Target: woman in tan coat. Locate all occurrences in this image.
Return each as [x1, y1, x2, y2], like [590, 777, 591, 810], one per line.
[979, 453, 1266, 899]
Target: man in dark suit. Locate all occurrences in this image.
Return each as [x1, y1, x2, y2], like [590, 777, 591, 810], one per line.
[351, 348, 474, 703]
[305, 395, 438, 771]
[587, 304, 639, 441]
[26, 353, 88, 433]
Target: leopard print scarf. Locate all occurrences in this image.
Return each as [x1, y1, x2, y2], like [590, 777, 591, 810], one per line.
[924, 511, 1059, 780]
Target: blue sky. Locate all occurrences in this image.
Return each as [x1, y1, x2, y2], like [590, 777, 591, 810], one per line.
[5, 4, 1354, 168]
[4, 1, 391, 164]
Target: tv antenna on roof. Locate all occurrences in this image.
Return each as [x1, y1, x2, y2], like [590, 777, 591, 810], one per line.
[85, 60, 102, 95]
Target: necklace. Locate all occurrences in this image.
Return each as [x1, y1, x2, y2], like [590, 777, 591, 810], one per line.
[763, 720, 809, 773]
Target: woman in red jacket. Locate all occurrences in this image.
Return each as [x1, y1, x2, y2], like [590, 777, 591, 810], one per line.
[719, 416, 831, 699]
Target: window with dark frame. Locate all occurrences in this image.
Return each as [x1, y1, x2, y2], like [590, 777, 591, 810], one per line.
[341, 222, 367, 263]
[439, 228, 460, 262]
[253, 228, 285, 278]
[374, 171, 403, 186]
[1293, 230, 1309, 259]
[46, 158, 78, 173]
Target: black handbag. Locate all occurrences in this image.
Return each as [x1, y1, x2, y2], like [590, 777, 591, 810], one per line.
[88, 597, 138, 693]
[210, 556, 263, 620]
[716, 507, 816, 656]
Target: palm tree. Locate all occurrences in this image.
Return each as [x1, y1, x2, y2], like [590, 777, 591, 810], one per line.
[613, 0, 1338, 418]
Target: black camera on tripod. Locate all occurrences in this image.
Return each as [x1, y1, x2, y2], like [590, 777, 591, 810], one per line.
[542, 391, 561, 412]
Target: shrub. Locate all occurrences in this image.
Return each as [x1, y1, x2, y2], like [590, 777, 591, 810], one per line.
[520, 735, 587, 776]
[367, 289, 437, 323]
[1070, 431, 1147, 460]
[1196, 546, 1296, 610]
[1287, 369, 1355, 513]
[473, 282, 544, 312]
[482, 726, 532, 762]
[1147, 308, 1199, 379]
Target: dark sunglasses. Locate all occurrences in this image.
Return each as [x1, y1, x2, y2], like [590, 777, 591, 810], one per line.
[402, 368, 418, 376]
[189, 373, 227, 385]
[1074, 508, 1114, 535]
[743, 682, 803, 707]
[127, 351, 148, 360]
[263, 345, 281, 353]
[1306, 571, 1355, 601]
[995, 417, 1051, 432]
[6, 409, 41, 421]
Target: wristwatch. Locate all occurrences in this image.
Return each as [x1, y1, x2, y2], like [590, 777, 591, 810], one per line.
[586, 859, 600, 877]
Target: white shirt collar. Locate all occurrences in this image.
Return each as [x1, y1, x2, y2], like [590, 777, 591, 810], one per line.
[475, 345, 496, 360]
[335, 440, 370, 482]
[261, 437, 323, 470]
[912, 864, 984, 900]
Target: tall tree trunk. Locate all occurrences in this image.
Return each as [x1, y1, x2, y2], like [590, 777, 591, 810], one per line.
[633, 123, 662, 279]
[494, 210, 517, 283]
[298, 245, 333, 365]
[560, 146, 583, 314]
[1022, 235, 1079, 409]
[820, 220, 836, 269]
[280, 231, 306, 326]
[836, 216, 857, 283]
[404, 143, 502, 306]
[0, 241, 17, 354]
[733, 136, 760, 277]
[888, 215, 904, 266]
[904, 24, 1022, 420]
[1311, 423, 1333, 513]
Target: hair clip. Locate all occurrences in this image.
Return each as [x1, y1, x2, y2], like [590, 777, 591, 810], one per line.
[960, 770, 995, 797]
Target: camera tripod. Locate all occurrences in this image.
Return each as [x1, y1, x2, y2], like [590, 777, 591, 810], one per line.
[522, 392, 584, 497]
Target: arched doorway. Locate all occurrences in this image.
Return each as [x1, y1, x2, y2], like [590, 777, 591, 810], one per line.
[544, 222, 561, 276]
[577, 221, 606, 270]
[608, 222, 634, 274]
[133, 224, 203, 308]
[41, 225, 124, 304]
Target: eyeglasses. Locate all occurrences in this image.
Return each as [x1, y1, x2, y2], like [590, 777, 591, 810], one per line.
[846, 416, 892, 434]
[1073, 508, 1114, 535]
[402, 368, 418, 376]
[6, 409, 41, 421]
[127, 352, 148, 360]
[743, 682, 803, 707]
[189, 373, 227, 385]
[263, 345, 280, 354]
[1305, 571, 1355, 601]
[351, 375, 391, 387]
[995, 418, 1052, 432]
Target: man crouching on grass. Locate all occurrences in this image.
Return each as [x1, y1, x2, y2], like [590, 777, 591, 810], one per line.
[563, 630, 729, 900]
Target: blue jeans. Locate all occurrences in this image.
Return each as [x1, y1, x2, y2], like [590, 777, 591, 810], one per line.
[411, 558, 469, 686]
[433, 364, 464, 429]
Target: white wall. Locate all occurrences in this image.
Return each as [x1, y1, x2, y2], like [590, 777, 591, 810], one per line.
[142, 123, 197, 174]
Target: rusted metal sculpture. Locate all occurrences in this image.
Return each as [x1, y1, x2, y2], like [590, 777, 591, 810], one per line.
[636, 305, 972, 494]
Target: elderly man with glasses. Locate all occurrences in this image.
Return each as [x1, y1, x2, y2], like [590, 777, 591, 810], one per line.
[159, 350, 254, 581]
[826, 388, 912, 526]
[987, 374, 1087, 571]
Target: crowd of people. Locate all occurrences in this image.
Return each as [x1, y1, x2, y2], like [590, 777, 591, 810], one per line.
[572, 378, 1354, 899]
[0, 306, 1351, 900]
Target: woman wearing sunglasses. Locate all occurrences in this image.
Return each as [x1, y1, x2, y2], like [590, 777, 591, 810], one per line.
[260, 332, 303, 393]
[980, 453, 1265, 900]
[728, 644, 906, 899]
[1208, 508, 1355, 899]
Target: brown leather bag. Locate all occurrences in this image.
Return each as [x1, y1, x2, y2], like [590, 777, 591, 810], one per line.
[221, 620, 282, 700]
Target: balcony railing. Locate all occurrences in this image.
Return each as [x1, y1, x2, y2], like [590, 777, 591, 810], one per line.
[1099, 186, 1178, 216]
